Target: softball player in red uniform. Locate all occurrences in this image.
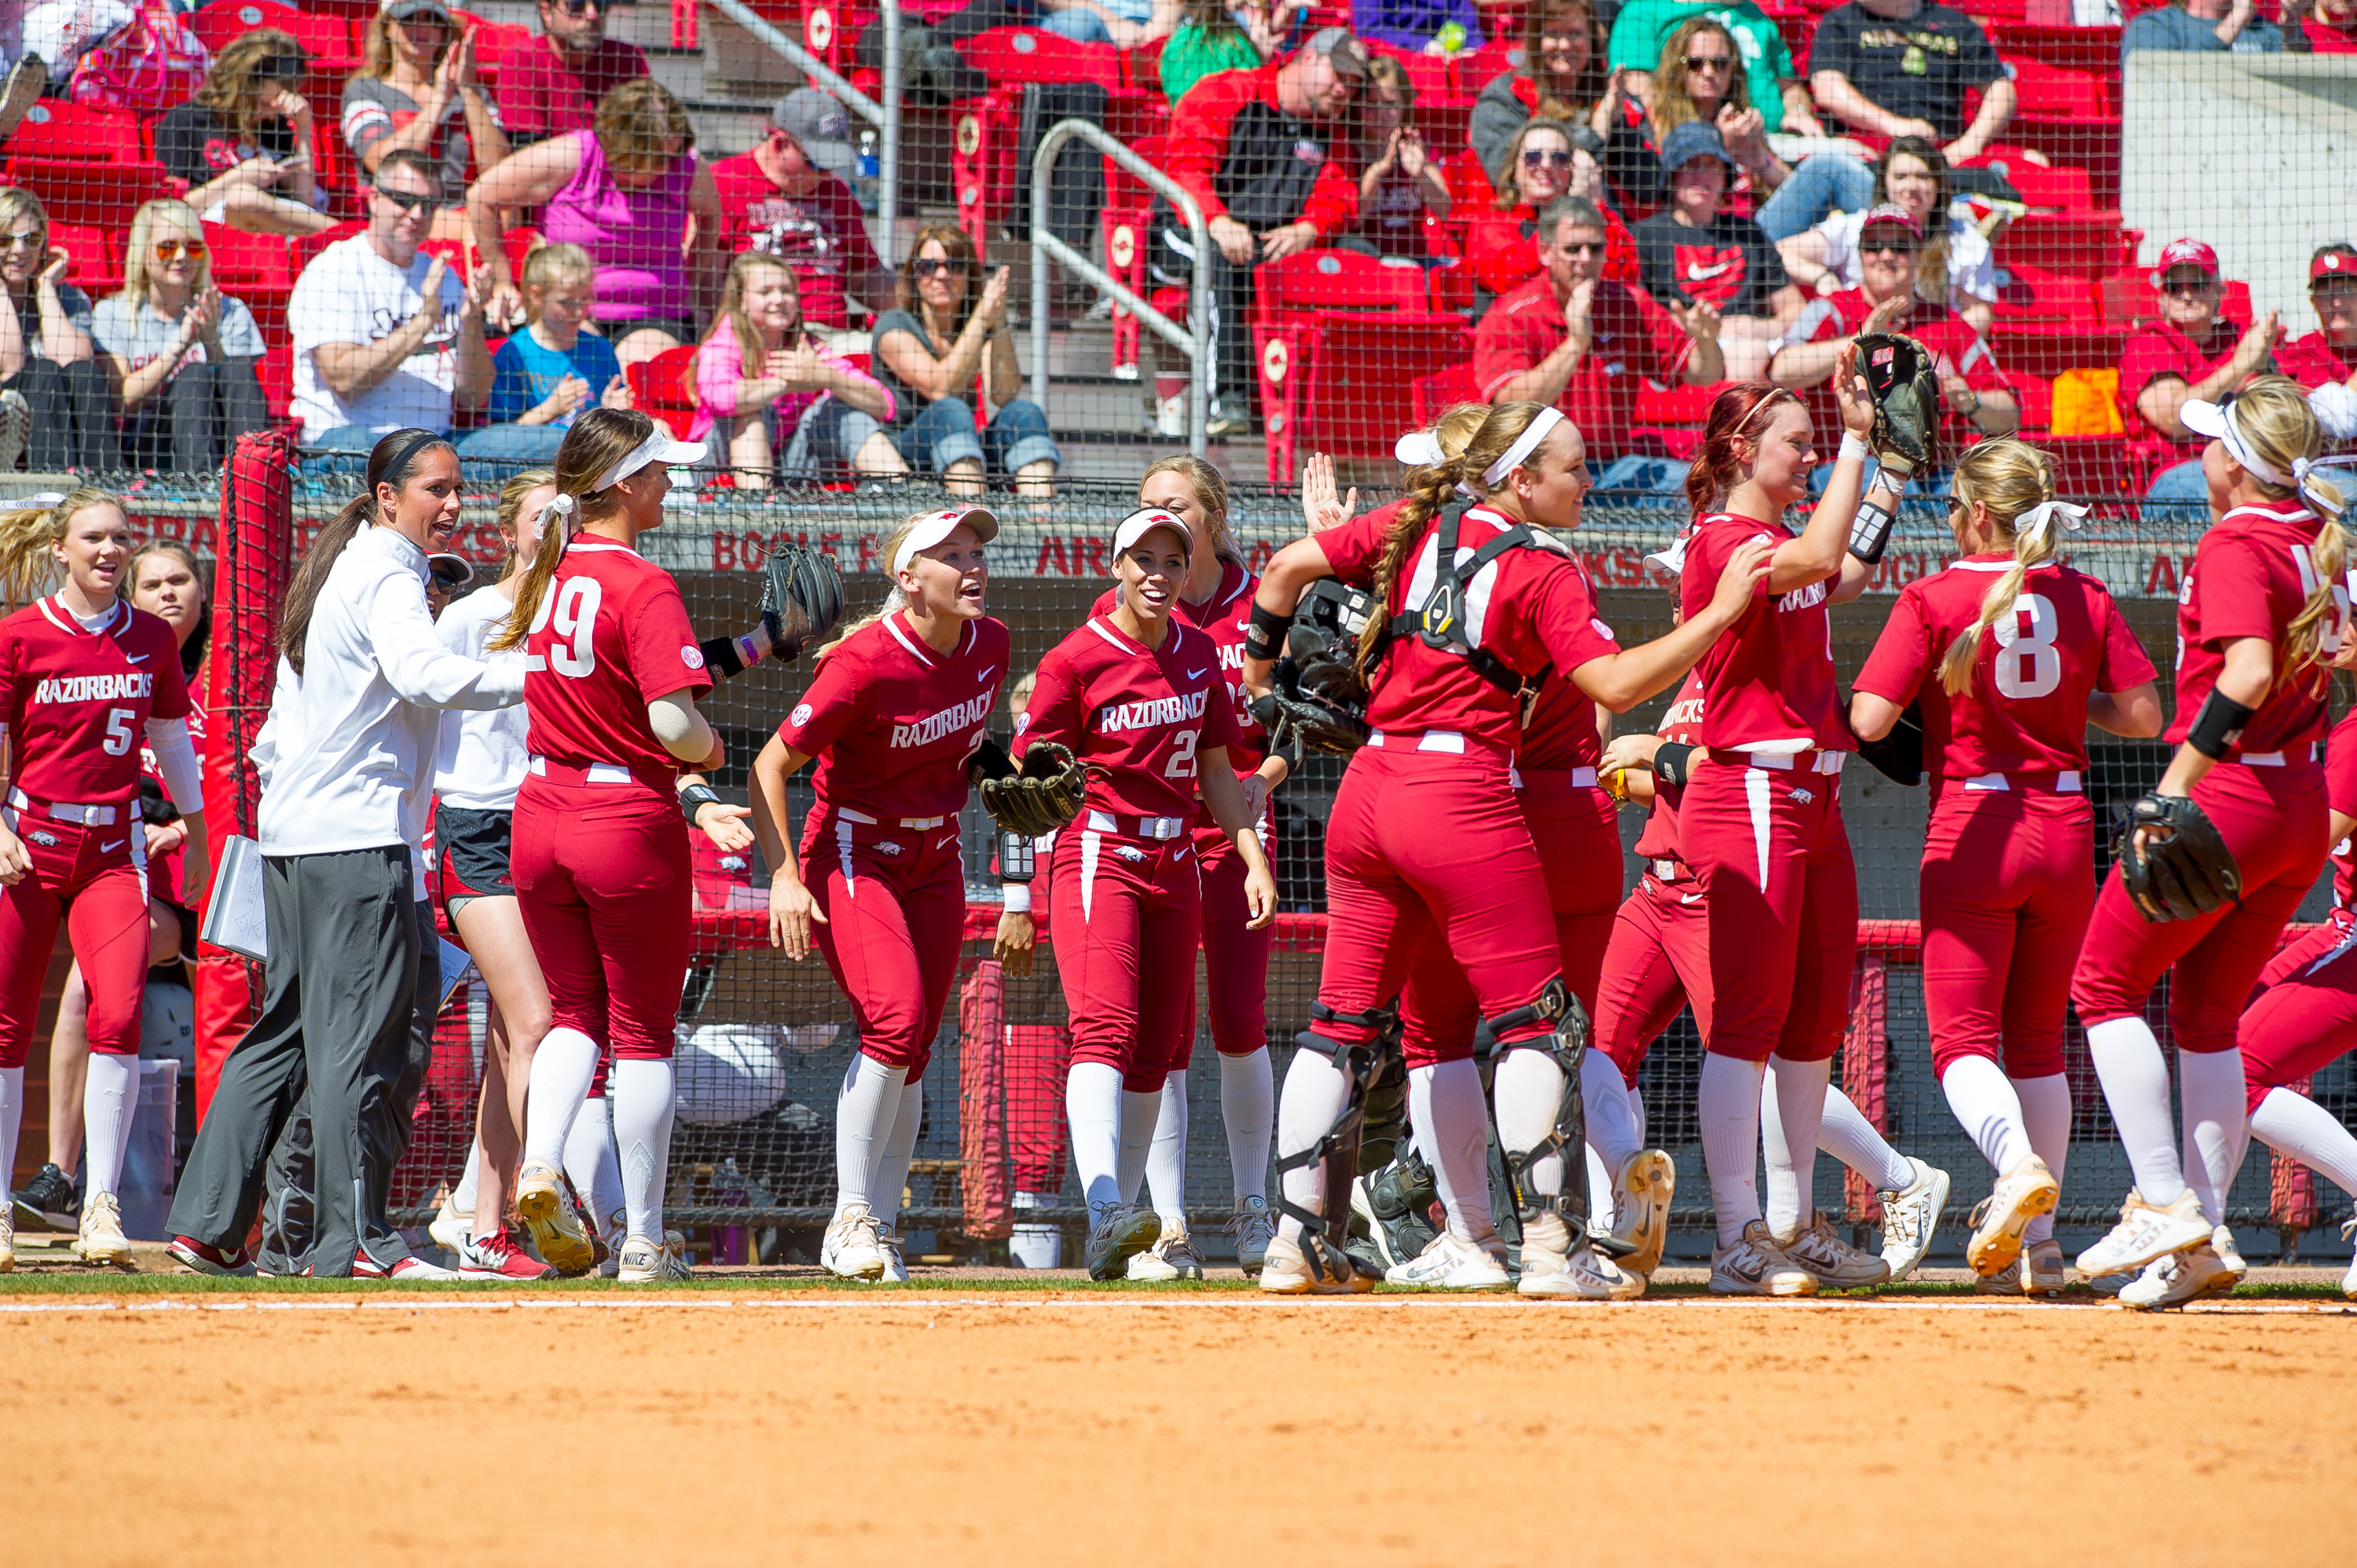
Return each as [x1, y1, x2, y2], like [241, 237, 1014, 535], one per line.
[1019, 506, 1277, 1280]
[0, 489, 205, 1271]
[1851, 438, 2164, 1294]
[496, 408, 717, 1285]
[750, 506, 1008, 1283]
[2069, 378, 2351, 1309]
[2235, 707, 2357, 1302]
[1244, 401, 1772, 1298]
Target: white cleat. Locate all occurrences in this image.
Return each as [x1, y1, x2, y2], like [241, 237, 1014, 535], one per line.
[875, 1224, 911, 1284]
[1384, 1230, 1512, 1291]
[427, 1196, 471, 1258]
[1127, 1217, 1204, 1281]
[821, 1203, 888, 1280]
[1610, 1150, 1675, 1277]
[71, 1192, 134, 1266]
[2118, 1239, 2242, 1310]
[1710, 1220, 1817, 1297]
[2077, 1188, 2213, 1280]
[1876, 1157, 1951, 1280]
[1775, 1214, 1891, 1290]
[1518, 1211, 1643, 1300]
[618, 1231, 693, 1284]
[596, 1213, 625, 1280]
[1257, 1230, 1373, 1295]
[1083, 1201, 1160, 1282]
[514, 1160, 596, 1276]
[1967, 1156, 2060, 1277]
[1230, 1196, 1274, 1277]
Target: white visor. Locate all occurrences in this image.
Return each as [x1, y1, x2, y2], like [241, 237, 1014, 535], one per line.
[592, 430, 708, 493]
[2180, 398, 2291, 487]
[1113, 507, 1193, 556]
[892, 506, 1001, 575]
[1395, 429, 1446, 467]
[1643, 527, 1692, 577]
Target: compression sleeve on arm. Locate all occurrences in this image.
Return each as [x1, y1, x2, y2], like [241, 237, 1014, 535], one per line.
[144, 718, 204, 812]
[647, 689, 716, 762]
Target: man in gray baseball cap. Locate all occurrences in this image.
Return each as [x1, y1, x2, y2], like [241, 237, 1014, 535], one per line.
[705, 87, 891, 328]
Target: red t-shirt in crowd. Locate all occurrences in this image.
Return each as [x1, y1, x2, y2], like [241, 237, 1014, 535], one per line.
[1472, 274, 1692, 460]
[1462, 203, 1640, 299]
[2116, 317, 2247, 474]
[1632, 668, 1703, 863]
[2168, 499, 2342, 763]
[1091, 556, 1266, 776]
[2277, 329, 2354, 393]
[707, 153, 885, 330]
[1318, 500, 1619, 750]
[1680, 511, 1847, 752]
[494, 35, 650, 145]
[2326, 708, 2357, 912]
[1773, 288, 2006, 454]
[2300, 16, 2357, 50]
[1854, 555, 2156, 785]
[1020, 614, 1243, 822]
[777, 610, 1010, 825]
[522, 537, 711, 787]
[0, 597, 190, 804]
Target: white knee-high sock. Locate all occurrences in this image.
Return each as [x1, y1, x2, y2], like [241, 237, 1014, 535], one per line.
[80, 1053, 138, 1200]
[610, 1057, 676, 1245]
[2179, 1048, 2248, 1225]
[453, 1141, 482, 1218]
[1115, 1088, 1161, 1204]
[1274, 1048, 1352, 1244]
[1760, 1057, 1831, 1235]
[1581, 1048, 1641, 1174]
[1218, 1048, 1274, 1203]
[1066, 1062, 1124, 1211]
[1817, 1084, 1915, 1192]
[1493, 1046, 1567, 1200]
[2014, 1072, 2072, 1244]
[1409, 1059, 1493, 1240]
[1629, 1086, 1648, 1152]
[522, 1026, 600, 1167]
[1145, 1072, 1189, 1222]
[562, 1094, 622, 1233]
[1585, 1145, 1616, 1231]
[871, 1080, 924, 1228]
[1, 1063, 25, 1203]
[1699, 1053, 1767, 1247]
[2249, 1086, 2357, 1199]
[2085, 1015, 2184, 1204]
[1941, 1055, 2029, 1174]
[832, 1053, 908, 1220]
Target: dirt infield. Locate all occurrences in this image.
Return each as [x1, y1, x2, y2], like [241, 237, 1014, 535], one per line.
[9, 1280, 2355, 1568]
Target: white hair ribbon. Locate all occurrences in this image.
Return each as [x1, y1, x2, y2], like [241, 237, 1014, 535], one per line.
[2297, 454, 2357, 521]
[2016, 500, 2086, 549]
[27, 491, 64, 506]
[544, 493, 577, 518]
[1482, 407, 1567, 489]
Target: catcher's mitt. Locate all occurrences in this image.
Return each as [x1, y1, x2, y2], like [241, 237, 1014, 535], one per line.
[761, 544, 845, 662]
[978, 741, 1093, 838]
[2114, 793, 2242, 924]
[1855, 332, 1942, 476]
[1850, 696, 1923, 787]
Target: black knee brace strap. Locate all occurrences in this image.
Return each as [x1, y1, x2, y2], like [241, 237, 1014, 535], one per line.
[1274, 1002, 1402, 1284]
[1487, 983, 1634, 1259]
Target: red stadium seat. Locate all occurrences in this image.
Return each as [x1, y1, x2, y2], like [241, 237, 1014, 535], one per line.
[2, 159, 170, 232]
[1994, 262, 2099, 325]
[2033, 432, 2129, 503]
[951, 31, 1158, 248]
[46, 222, 124, 295]
[2000, 214, 2140, 279]
[959, 26, 1124, 90]
[1991, 321, 2129, 383]
[5, 101, 144, 163]
[202, 223, 299, 340]
[189, 1, 361, 74]
[1098, 134, 1168, 382]
[1252, 249, 1468, 483]
[1412, 362, 1480, 427]
[629, 344, 700, 440]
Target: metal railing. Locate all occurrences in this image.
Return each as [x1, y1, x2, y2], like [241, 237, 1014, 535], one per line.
[1027, 117, 1211, 459]
[703, 0, 898, 268]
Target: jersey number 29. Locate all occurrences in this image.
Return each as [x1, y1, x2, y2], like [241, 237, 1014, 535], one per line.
[528, 577, 604, 678]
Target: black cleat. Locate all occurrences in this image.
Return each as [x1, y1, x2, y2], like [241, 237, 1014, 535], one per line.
[14, 1162, 77, 1230]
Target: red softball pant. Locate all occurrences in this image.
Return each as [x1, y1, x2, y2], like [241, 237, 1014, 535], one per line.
[805, 811, 966, 1084]
[1919, 785, 2095, 1079]
[1050, 816, 1200, 1093]
[1317, 742, 1561, 1067]
[1191, 817, 1274, 1059]
[1593, 868, 1711, 1089]
[2072, 760, 2331, 1055]
[2236, 913, 2357, 1115]
[0, 809, 149, 1067]
[1681, 755, 1857, 1063]
[1398, 771, 1621, 1065]
[512, 773, 691, 1061]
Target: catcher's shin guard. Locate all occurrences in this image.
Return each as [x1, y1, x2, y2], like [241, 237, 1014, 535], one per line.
[1274, 1001, 1399, 1284]
[1358, 1046, 1409, 1176]
[1484, 980, 1634, 1260]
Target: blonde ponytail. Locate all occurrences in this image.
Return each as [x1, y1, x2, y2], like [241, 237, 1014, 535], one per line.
[1937, 440, 2063, 696]
[491, 408, 654, 652]
[0, 485, 123, 613]
[815, 512, 925, 660]
[2230, 377, 2348, 677]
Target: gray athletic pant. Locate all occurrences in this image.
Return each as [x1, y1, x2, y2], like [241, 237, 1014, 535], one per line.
[256, 897, 441, 1274]
[165, 846, 421, 1277]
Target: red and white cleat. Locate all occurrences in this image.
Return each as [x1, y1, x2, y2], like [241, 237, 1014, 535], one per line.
[459, 1231, 557, 1280]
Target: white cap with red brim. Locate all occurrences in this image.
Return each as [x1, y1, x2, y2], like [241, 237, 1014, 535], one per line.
[892, 505, 1000, 574]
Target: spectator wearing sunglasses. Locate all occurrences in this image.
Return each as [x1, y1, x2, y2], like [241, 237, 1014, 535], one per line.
[1637, 18, 1793, 207]
[708, 89, 893, 330]
[288, 149, 493, 452]
[344, 0, 509, 241]
[1607, 0, 1820, 137]
[1464, 116, 1636, 303]
[0, 189, 113, 471]
[1769, 202, 2014, 494]
[2279, 246, 2357, 438]
[496, 0, 651, 148]
[155, 31, 335, 237]
[94, 199, 269, 473]
[2121, 237, 2283, 508]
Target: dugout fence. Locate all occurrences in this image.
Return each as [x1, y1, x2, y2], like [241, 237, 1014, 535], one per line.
[171, 448, 2352, 1266]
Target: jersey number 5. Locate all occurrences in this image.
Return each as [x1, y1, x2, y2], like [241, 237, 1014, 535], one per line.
[101, 707, 134, 756]
[528, 577, 603, 678]
[1990, 592, 2061, 701]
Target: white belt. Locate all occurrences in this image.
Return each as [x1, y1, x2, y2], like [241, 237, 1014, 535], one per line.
[2238, 746, 2313, 767]
[1086, 808, 1186, 839]
[1742, 752, 1845, 774]
[8, 788, 118, 825]
[1508, 766, 1600, 789]
[1367, 729, 1465, 753]
[1963, 770, 2081, 792]
[527, 755, 631, 785]
[1649, 858, 1681, 881]
[838, 808, 948, 830]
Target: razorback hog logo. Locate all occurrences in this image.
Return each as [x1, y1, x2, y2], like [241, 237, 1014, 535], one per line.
[892, 691, 993, 749]
[1098, 690, 1207, 733]
[35, 673, 153, 703]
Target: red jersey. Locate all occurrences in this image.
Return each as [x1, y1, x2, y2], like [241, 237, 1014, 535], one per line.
[1091, 557, 1266, 776]
[1854, 555, 2157, 783]
[1164, 63, 1358, 238]
[1511, 550, 1619, 769]
[1680, 511, 1846, 751]
[1472, 273, 1692, 457]
[493, 35, 650, 145]
[776, 610, 1009, 822]
[2327, 709, 2357, 914]
[1462, 203, 1640, 299]
[2168, 500, 2344, 763]
[1775, 289, 2005, 455]
[2116, 317, 2247, 473]
[2277, 329, 2355, 393]
[1319, 500, 1620, 750]
[0, 597, 190, 804]
[522, 537, 712, 789]
[1019, 615, 1243, 821]
[706, 154, 884, 330]
[1631, 668, 1704, 863]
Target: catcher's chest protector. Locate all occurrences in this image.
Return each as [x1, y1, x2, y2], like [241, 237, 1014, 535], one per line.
[1387, 504, 1563, 696]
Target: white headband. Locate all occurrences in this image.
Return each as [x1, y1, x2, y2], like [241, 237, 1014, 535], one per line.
[2217, 400, 2288, 487]
[2016, 500, 2086, 549]
[1483, 408, 1567, 488]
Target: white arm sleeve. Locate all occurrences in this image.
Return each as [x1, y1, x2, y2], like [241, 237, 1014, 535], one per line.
[647, 688, 716, 763]
[144, 718, 204, 813]
[2309, 380, 2357, 441]
[373, 572, 527, 711]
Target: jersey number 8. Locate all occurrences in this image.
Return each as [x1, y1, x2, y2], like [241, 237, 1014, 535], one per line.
[1990, 592, 2060, 701]
[527, 576, 604, 679]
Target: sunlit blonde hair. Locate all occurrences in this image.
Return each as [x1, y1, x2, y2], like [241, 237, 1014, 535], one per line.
[1139, 454, 1242, 567]
[120, 200, 215, 317]
[1936, 439, 2060, 695]
[492, 408, 658, 651]
[0, 487, 127, 611]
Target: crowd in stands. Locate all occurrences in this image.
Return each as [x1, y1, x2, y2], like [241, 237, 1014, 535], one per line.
[0, 0, 2339, 492]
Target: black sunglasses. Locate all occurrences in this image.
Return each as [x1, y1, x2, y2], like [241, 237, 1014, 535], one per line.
[2163, 277, 2216, 298]
[376, 188, 443, 213]
[1684, 53, 1732, 71]
[556, 0, 610, 15]
[427, 552, 475, 591]
[1522, 148, 1574, 169]
[1860, 236, 1919, 256]
[911, 256, 970, 278]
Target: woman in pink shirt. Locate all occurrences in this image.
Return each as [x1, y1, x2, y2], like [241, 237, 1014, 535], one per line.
[691, 252, 902, 487]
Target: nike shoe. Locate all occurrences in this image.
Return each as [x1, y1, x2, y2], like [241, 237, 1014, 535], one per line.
[875, 1224, 911, 1284]
[1774, 1214, 1890, 1290]
[1385, 1230, 1512, 1291]
[617, 1233, 681, 1284]
[1519, 1211, 1644, 1301]
[459, 1231, 555, 1280]
[1710, 1220, 1816, 1297]
[597, 1212, 625, 1280]
[2076, 1188, 2213, 1280]
[1973, 1260, 2022, 1295]
[2020, 1238, 2069, 1296]
[1610, 1149, 1676, 1277]
[1875, 1157, 1951, 1280]
[16, 1161, 76, 1230]
[354, 1251, 458, 1281]
[427, 1196, 472, 1258]
[1083, 1201, 1160, 1282]
[1128, 1217, 1204, 1281]
[821, 1203, 887, 1280]
[71, 1191, 134, 1266]
[1229, 1196, 1275, 1277]
[2118, 1240, 2242, 1310]
[168, 1236, 256, 1277]
[1257, 1230, 1374, 1295]
[514, 1159, 596, 1276]
[1967, 1156, 2061, 1277]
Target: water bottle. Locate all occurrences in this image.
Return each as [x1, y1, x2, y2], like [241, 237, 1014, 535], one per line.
[1435, 20, 1465, 53]
[855, 130, 880, 213]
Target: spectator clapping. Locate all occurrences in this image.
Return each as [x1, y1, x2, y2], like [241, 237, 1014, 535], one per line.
[344, 0, 510, 240]
[1349, 56, 1451, 259]
[2282, 246, 2357, 438]
[1465, 116, 1635, 299]
[460, 241, 629, 468]
[1609, 0, 1820, 138]
[692, 252, 904, 488]
[1773, 137, 2000, 332]
[2118, 236, 2279, 502]
[94, 199, 269, 472]
[1633, 121, 1801, 379]
[0, 189, 115, 471]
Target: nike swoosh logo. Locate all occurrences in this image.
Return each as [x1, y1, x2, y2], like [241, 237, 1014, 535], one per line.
[975, 666, 996, 684]
[1186, 668, 1208, 680]
[126, 654, 150, 664]
[101, 838, 125, 852]
[1684, 260, 1739, 281]
[935, 833, 958, 850]
[1681, 892, 1703, 904]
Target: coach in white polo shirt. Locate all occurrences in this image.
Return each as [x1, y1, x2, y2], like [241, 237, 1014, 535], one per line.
[288, 147, 493, 457]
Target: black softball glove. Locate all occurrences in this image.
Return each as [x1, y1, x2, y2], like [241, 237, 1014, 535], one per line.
[978, 742, 1094, 838]
[2115, 792, 2242, 924]
[762, 544, 845, 663]
[1855, 332, 1942, 478]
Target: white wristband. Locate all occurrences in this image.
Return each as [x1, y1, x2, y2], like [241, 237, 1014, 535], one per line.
[1001, 883, 1032, 914]
[1839, 431, 1871, 463]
